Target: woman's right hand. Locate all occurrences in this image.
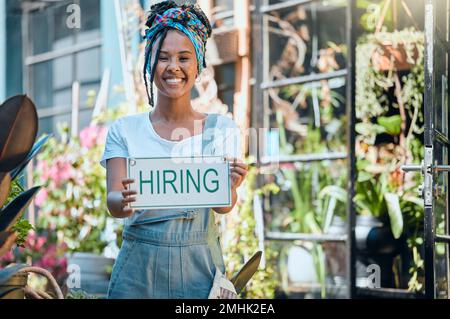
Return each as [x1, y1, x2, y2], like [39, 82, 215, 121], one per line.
[106, 158, 137, 218]
[120, 178, 137, 215]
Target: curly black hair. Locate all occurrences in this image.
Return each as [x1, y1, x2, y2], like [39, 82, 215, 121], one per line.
[143, 0, 212, 107]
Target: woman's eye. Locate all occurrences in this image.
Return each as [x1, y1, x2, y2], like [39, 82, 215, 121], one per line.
[159, 57, 168, 61]
[180, 57, 189, 61]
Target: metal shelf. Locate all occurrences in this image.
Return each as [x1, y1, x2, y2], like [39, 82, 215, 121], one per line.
[435, 234, 450, 243]
[265, 231, 347, 243]
[356, 287, 425, 299]
[260, 152, 347, 165]
[261, 69, 348, 90]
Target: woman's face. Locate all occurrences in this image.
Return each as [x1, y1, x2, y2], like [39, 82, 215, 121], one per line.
[152, 29, 199, 101]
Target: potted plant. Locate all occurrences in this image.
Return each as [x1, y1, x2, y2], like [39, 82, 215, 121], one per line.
[33, 120, 122, 298]
[355, 4, 425, 290]
[31, 103, 134, 297]
[0, 95, 63, 299]
[222, 163, 280, 299]
[265, 110, 348, 299]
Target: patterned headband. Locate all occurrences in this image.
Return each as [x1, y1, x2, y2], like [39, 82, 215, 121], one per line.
[144, 7, 209, 75]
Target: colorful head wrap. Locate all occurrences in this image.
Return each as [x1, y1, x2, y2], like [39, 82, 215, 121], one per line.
[143, 4, 211, 106]
[144, 7, 209, 75]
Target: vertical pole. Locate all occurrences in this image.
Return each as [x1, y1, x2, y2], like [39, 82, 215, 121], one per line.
[114, 0, 137, 114]
[92, 69, 111, 122]
[234, 0, 251, 158]
[424, 0, 436, 299]
[71, 81, 80, 138]
[253, 0, 265, 165]
[346, 0, 357, 299]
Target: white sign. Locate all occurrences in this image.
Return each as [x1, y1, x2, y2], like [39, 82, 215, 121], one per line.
[127, 156, 231, 210]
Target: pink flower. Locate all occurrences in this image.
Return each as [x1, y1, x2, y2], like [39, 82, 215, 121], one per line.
[34, 236, 47, 251]
[46, 160, 74, 187]
[0, 251, 14, 264]
[80, 125, 107, 149]
[34, 189, 48, 207]
[48, 165, 60, 184]
[37, 160, 50, 181]
[58, 162, 73, 181]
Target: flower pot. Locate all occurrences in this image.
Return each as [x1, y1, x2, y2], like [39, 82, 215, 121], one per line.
[66, 252, 114, 298]
[0, 272, 28, 299]
[282, 245, 322, 299]
[371, 42, 419, 71]
[355, 215, 404, 288]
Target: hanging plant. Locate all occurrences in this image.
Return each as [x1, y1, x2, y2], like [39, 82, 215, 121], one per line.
[356, 29, 424, 119]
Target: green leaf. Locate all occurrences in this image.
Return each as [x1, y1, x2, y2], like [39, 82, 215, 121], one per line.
[377, 115, 402, 135]
[319, 185, 347, 203]
[355, 122, 386, 136]
[11, 219, 34, 247]
[384, 193, 404, 239]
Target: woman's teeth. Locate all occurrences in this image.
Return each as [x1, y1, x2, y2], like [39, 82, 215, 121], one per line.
[166, 78, 182, 84]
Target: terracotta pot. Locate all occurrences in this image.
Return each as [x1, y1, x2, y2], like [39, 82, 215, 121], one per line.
[0, 272, 28, 299]
[371, 42, 419, 71]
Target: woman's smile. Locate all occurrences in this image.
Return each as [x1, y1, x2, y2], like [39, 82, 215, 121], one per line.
[164, 77, 185, 86]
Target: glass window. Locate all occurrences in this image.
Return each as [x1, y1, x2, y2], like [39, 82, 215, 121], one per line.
[215, 63, 236, 112]
[76, 48, 101, 83]
[212, 0, 234, 28]
[30, 9, 51, 55]
[78, 0, 101, 43]
[53, 2, 75, 50]
[53, 56, 73, 91]
[26, 0, 101, 136]
[31, 61, 52, 109]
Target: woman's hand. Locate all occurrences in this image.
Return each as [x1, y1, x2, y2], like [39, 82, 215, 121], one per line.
[120, 178, 137, 215]
[213, 158, 248, 215]
[106, 158, 137, 218]
[228, 157, 248, 190]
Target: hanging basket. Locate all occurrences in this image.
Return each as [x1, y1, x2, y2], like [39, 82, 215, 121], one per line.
[371, 42, 419, 72]
[206, 26, 239, 65]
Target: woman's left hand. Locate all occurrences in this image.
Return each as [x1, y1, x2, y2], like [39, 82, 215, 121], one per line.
[228, 158, 248, 190]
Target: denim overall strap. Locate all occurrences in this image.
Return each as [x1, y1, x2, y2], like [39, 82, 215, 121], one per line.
[202, 113, 218, 156]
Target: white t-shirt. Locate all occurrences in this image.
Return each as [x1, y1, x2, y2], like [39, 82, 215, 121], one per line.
[100, 112, 241, 225]
[100, 112, 241, 167]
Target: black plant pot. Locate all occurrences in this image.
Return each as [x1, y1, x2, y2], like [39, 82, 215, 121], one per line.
[355, 215, 405, 288]
[323, 215, 405, 290]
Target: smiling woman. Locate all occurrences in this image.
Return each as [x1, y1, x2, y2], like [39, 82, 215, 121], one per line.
[151, 30, 198, 102]
[100, 0, 248, 299]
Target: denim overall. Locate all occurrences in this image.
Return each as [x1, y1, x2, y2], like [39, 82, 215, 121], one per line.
[107, 114, 226, 299]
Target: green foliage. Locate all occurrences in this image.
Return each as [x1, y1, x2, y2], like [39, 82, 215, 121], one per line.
[3, 178, 24, 207]
[33, 120, 122, 255]
[273, 111, 347, 298]
[358, 0, 394, 32]
[3, 172, 34, 248]
[356, 29, 424, 121]
[65, 289, 99, 299]
[377, 115, 402, 136]
[11, 219, 34, 248]
[384, 192, 404, 239]
[355, 26, 425, 292]
[222, 165, 280, 299]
